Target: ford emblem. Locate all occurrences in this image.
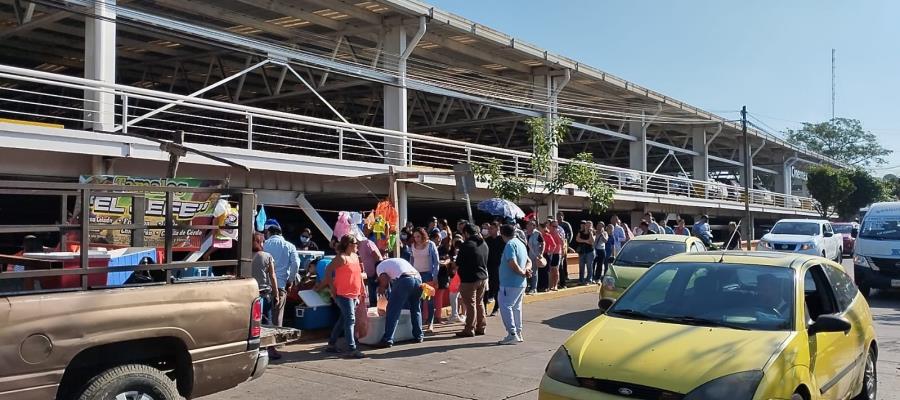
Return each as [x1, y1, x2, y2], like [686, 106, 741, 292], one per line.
[618, 387, 634, 396]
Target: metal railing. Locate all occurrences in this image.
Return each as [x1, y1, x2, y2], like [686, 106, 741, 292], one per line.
[0, 64, 817, 212]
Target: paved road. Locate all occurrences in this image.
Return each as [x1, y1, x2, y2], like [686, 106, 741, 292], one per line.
[204, 259, 900, 400]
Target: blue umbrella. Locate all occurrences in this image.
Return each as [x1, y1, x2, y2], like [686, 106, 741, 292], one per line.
[477, 198, 525, 220]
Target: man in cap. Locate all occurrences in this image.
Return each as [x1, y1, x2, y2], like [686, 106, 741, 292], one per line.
[263, 219, 299, 329]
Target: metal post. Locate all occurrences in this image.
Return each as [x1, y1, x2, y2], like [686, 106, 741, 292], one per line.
[121, 94, 129, 133]
[338, 129, 344, 160]
[59, 194, 68, 251]
[247, 114, 253, 150]
[164, 190, 174, 282]
[389, 166, 400, 256]
[80, 188, 90, 290]
[741, 106, 752, 250]
[237, 191, 254, 277]
[131, 194, 145, 247]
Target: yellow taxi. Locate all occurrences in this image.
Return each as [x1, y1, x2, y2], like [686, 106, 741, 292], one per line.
[599, 234, 706, 310]
[541, 252, 877, 400]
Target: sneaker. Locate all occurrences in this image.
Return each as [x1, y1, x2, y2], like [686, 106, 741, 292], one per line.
[346, 350, 366, 359]
[268, 348, 283, 360]
[456, 315, 466, 323]
[370, 341, 393, 349]
[516, 333, 524, 342]
[455, 331, 475, 338]
[324, 346, 340, 354]
[489, 311, 498, 317]
[416, 337, 425, 343]
[498, 334, 518, 345]
[475, 330, 486, 336]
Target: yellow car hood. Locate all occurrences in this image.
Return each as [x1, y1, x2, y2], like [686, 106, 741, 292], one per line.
[566, 315, 791, 394]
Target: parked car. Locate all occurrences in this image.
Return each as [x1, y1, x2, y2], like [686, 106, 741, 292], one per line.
[0, 181, 298, 400]
[853, 202, 900, 297]
[705, 179, 728, 200]
[614, 170, 642, 190]
[540, 252, 877, 400]
[757, 219, 843, 262]
[598, 234, 706, 310]
[832, 222, 860, 255]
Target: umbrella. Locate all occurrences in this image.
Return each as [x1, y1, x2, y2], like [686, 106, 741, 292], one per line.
[477, 198, 525, 219]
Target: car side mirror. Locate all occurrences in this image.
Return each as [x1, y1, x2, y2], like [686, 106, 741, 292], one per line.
[823, 231, 833, 238]
[808, 314, 851, 335]
[851, 228, 859, 238]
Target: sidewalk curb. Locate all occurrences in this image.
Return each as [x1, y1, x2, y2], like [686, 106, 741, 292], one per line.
[523, 285, 597, 304]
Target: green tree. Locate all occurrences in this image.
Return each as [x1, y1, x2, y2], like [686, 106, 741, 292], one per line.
[472, 117, 615, 214]
[786, 118, 892, 168]
[835, 169, 887, 219]
[882, 174, 900, 200]
[806, 165, 854, 218]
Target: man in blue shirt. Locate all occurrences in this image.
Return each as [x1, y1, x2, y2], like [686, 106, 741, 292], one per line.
[610, 215, 627, 252]
[263, 219, 299, 328]
[693, 215, 714, 248]
[497, 224, 532, 345]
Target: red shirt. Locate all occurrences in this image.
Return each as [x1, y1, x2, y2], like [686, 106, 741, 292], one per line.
[542, 231, 560, 255]
[332, 255, 363, 298]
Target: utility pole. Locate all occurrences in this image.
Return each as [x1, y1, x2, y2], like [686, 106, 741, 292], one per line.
[832, 48, 836, 120]
[741, 106, 752, 250]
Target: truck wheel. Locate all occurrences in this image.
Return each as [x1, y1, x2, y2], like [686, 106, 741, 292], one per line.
[77, 364, 179, 400]
[836, 250, 843, 263]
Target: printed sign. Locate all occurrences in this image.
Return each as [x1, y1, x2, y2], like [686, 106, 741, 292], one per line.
[79, 175, 224, 248]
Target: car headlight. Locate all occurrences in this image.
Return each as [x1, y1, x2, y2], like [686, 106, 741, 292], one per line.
[683, 371, 763, 400]
[601, 276, 616, 290]
[545, 346, 580, 386]
[854, 254, 878, 271]
[800, 242, 815, 251]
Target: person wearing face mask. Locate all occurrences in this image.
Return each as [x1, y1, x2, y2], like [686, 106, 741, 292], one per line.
[298, 228, 319, 251]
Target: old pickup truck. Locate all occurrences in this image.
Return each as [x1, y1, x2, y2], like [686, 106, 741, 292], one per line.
[0, 180, 298, 400]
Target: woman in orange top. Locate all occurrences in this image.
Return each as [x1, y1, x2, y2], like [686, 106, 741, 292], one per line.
[318, 235, 366, 359]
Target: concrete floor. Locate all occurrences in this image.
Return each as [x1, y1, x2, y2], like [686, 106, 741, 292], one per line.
[204, 259, 900, 400]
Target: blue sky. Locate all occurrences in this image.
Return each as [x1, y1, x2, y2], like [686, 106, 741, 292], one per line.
[426, 0, 900, 173]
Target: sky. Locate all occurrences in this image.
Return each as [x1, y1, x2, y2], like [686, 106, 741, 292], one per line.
[426, 0, 900, 173]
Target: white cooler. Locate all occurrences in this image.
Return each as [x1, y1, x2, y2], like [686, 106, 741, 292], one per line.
[358, 307, 414, 345]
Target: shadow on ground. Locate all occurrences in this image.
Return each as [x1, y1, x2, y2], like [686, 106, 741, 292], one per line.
[541, 309, 599, 331]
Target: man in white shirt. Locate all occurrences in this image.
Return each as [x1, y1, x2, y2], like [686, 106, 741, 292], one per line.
[374, 258, 424, 348]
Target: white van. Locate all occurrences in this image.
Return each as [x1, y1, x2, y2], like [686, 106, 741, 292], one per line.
[852, 201, 900, 297]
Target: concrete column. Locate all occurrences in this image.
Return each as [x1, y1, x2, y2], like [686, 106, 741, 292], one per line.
[83, 0, 116, 132]
[628, 120, 646, 172]
[691, 127, 709, 182]
[775, 161, 793, 195]
[534, 72, 559, 216]
[383, 25, 409, 225]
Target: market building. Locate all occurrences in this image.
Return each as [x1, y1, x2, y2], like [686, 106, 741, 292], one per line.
[0, 0, 842, 245]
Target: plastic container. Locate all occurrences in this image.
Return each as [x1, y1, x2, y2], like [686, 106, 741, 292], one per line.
[315, 256, 335, 282]
[293, 305, 338, 330]
[358, 307, 413, 345]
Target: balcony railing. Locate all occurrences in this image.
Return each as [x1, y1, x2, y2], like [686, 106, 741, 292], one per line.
[0, 64, 817, 213]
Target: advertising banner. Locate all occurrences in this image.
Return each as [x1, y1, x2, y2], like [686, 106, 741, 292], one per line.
[79, 175, 223, 248]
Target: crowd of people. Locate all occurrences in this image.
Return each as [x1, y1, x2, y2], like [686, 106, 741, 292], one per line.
[250, 212, 733, 359]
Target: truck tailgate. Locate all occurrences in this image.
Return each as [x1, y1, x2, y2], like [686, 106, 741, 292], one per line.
[260, 325, 301, 348]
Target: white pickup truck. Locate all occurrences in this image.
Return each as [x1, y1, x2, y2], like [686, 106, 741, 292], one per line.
[757, 219, 844, 262]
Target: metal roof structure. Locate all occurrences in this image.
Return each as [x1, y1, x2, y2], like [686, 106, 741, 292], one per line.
[0, 0, 832, 217]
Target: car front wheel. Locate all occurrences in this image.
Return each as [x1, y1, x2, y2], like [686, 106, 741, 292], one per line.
[854, 348, 877, 400]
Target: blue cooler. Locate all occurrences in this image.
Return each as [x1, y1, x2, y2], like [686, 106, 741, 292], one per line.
[293, 305, 338, 330]
[107, 247, 158, 285]
[315, 256, 335, 282]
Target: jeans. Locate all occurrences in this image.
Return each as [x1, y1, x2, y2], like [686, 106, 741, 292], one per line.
[593, 248, 607, 281]
[498, 286, 525, 336]
[459, 279, 487, 334]
[382, 275, 424, 344]
[271, 288, 287, 327]
[260, 290, 273, 325]
[578, 251, 595, 283]
[328, 295, 358, 351]
[367, 278, 380, 307]
[420, 272, 436, 326]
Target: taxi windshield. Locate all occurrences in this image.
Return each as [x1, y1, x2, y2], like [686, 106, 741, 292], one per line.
[608, 263, 794, 331]
[614, 240, 685, 268]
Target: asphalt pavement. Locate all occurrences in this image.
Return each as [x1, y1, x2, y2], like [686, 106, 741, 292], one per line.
[203, 259, 900, 400]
